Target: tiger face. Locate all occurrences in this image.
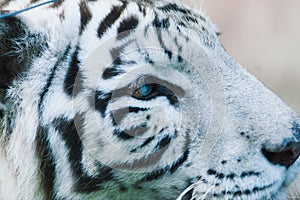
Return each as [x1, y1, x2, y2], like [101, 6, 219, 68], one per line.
[0, 0, 299, 199]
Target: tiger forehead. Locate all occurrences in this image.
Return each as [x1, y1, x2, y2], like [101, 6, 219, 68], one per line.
[83, 0, 214, 34]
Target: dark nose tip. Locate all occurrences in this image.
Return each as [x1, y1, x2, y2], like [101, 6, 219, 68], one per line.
[262, 140, 300, 168]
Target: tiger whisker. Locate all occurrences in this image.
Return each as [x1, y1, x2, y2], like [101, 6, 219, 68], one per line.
[176, 182, 197, 200]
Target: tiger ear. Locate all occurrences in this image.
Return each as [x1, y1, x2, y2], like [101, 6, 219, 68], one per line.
[0, 13, 41, 112]
[1, 13, 28, 86]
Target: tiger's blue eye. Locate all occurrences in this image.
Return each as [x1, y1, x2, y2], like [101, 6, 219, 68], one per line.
[132, 84, 155, 99]
[140, 84, 153, 97]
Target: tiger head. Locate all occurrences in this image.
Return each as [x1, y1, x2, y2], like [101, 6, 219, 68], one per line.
[0, 0, 300, 199]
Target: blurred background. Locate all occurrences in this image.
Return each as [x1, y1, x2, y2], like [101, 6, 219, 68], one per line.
[181, 0, 300, 197]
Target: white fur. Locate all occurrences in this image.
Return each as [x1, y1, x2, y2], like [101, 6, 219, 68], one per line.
[0, 0, 299, 199]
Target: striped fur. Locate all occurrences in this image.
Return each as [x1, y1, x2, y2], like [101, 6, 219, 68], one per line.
[0, 0, 300, 200]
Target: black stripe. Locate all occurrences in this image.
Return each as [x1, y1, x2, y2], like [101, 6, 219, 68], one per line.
[130, 136, 155, 152]
[97, 2, 127, 39]
[50, 0, 65, 8]
[110, 45, 124, 62]
[63, 45, 83, 97]
[155, 135, 172, 150]
[240, 171, 260, 178]
[125, 125, 148, 137]
[102, 67, 125, 80]
[138, 4, 146, 17]
[0, 0, 13, 9]
[117, 15, 139, 40]
[183, 15, 198, 23]
[158, 3, 192, 15]
[113, 129, 134, 140]
[142, 168, 165, 182]
[128, 107, 148, 113]
[212, 183, 274, 198]
[153, 15, 170, 29]
[110, 45, 125, 69]
[36, 125, 56, 200]
[140, 136, 155, 148]
[94, 91, 112, 117]
[38, 45, 71, 110]
[139, 133, 191, 182]
[152, 14, 174, 60]
[54, 114, 113, 193]
[141, 149, 189, 182]
[170, 149, 189, 173]
[102, 42, 136, 80]
[174, 37, 183, 62]
[111, 107, 148, 125]
[164, 50, 172, 59]
[30, 0, 41, 3]
[79, 0, 92, 35]
[159, 3, 206, 24]
[35, 39, 70, 200]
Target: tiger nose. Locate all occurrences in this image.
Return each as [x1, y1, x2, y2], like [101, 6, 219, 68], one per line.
[262, 139, 300, 168]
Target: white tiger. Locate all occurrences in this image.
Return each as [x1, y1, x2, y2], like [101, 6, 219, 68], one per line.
[0, 0, 300, 199]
